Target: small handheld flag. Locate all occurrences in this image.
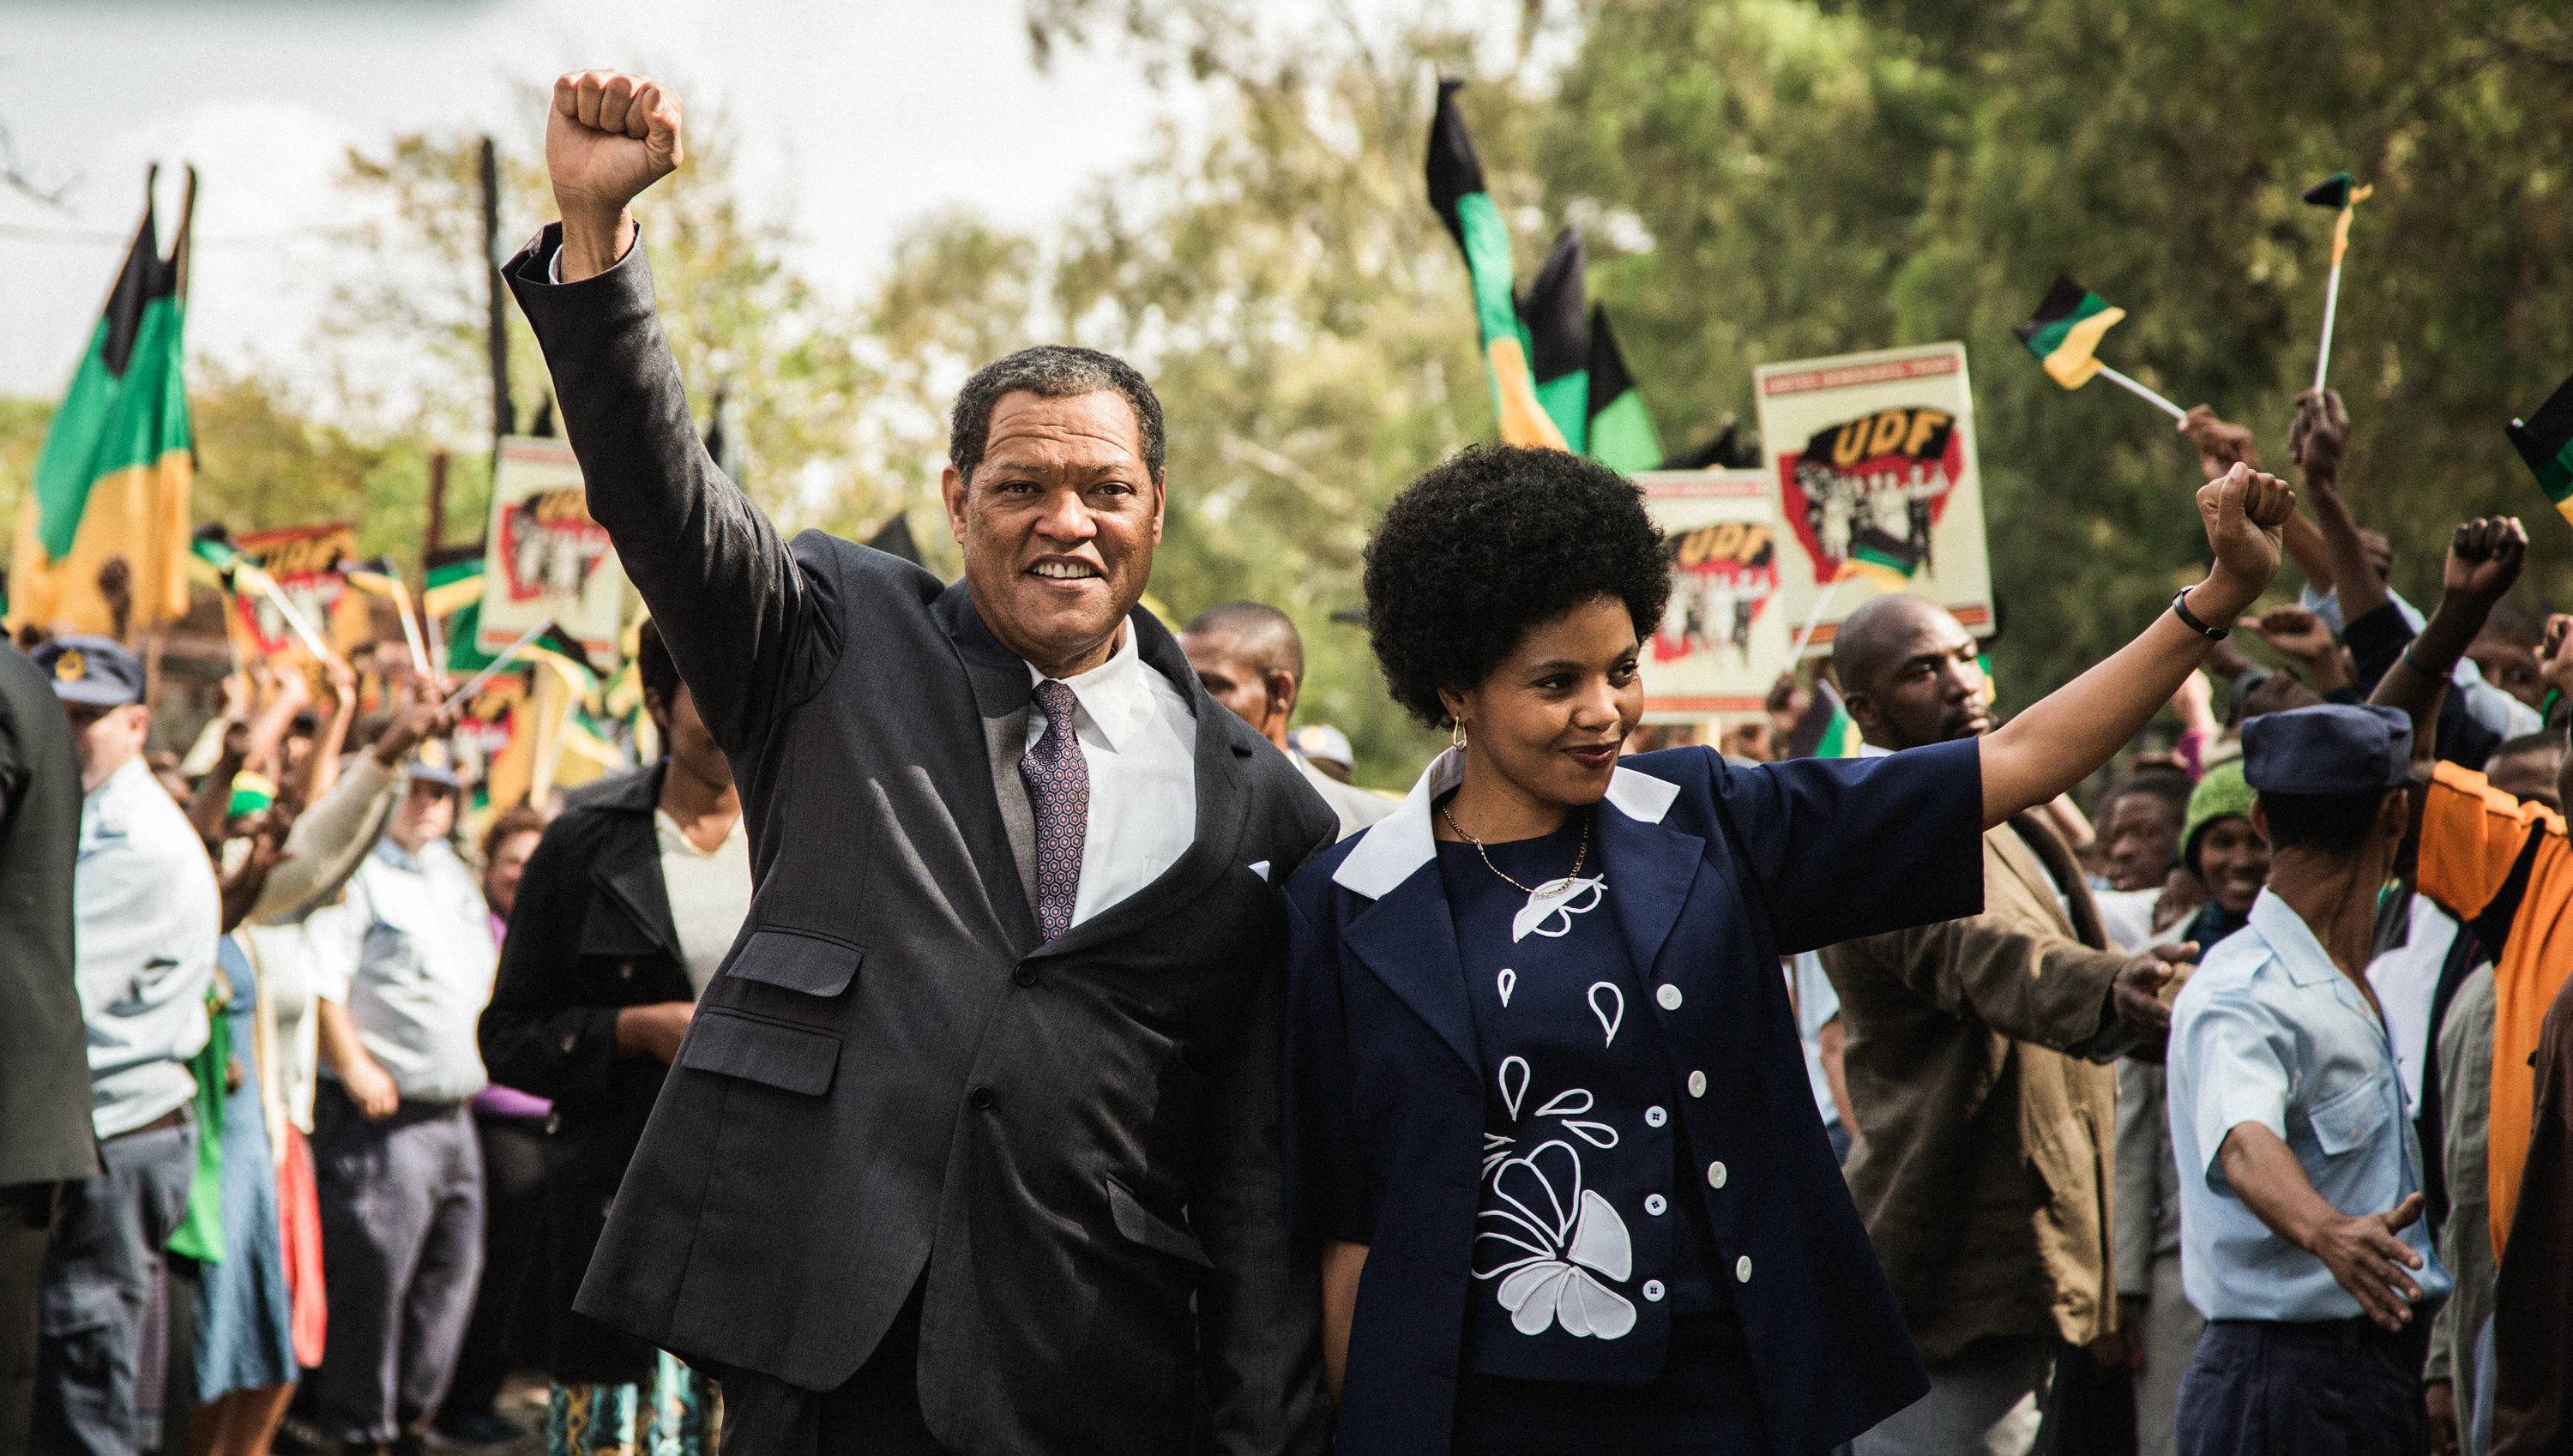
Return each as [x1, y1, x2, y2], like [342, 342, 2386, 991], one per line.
[2504, 371, 2573, 532]
[2302, 171, 2371, 393]
[1582, 306, 1663, 476]
[342, 557, 431, 676]
[190, 529, 340, 665]
[2013, 275, 2184, 421]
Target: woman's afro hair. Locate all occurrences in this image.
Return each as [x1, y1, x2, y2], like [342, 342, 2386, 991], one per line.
[1362, 444, 1671, 728]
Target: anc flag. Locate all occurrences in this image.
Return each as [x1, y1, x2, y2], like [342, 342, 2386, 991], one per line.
[2303, 171, 2374, 268]
[1520, 227, 1589, 451]
[2013, 275, 2126, 390]
[2505, 371, 2573, 531]
[1427, 78, 1567, 451]
[424, 555, 493, 672]
[1583, 306, 1663, 476]
[9, 169, 198, 639]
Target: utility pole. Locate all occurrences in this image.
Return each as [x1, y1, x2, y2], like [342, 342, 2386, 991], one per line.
[481, 135, 511, 441]
[424, 449, 449, 580]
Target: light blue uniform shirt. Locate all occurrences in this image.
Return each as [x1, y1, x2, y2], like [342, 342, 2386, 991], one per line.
[74, 757, 221, 1137]
[307, 835, 496, 1104]
[2167, 888, 2450, 1322]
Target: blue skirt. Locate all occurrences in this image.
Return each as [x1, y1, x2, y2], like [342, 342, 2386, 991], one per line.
[194, 941, 298, 1401]
[1451, 1315, 1769, 1455]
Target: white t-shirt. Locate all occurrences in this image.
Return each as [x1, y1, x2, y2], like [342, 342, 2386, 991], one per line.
[656, 809, 753, 996]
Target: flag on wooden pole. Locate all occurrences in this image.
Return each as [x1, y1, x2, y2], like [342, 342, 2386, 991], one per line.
[9, 167, 198, 639]
[2505, 370, 2573, 532]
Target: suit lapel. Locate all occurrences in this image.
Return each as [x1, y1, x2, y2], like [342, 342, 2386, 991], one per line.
[1591, 805, 1705, 980]
[595, 854, 682, 960]
[933, 583, 1044, 952]
[1345, 865, 1479, 1075]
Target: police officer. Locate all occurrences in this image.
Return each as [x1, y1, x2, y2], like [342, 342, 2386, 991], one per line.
[30, 635, 222, 1456]
[2168, 703, 2452, 1456]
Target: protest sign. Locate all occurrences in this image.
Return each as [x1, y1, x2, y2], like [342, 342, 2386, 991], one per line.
[1756, 342, 1993, 653]
[1636, 469, 1789, 720]
[477, 436, 628, 663]
[227, 522, 359, 659]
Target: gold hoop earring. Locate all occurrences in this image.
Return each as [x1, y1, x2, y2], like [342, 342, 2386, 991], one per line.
[1449, 720, 1467, 749]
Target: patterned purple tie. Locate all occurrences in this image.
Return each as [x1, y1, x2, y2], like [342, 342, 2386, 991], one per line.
[1020, 679, 1090, 942]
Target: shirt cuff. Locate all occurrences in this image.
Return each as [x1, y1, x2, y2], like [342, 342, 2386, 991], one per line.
[543, 224, 638, 285]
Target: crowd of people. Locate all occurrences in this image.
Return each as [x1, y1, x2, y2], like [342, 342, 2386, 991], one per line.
[3, 63, 2573, 1456]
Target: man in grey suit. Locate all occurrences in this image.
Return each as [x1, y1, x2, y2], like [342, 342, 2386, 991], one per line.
[508, 70, 1340, 1456]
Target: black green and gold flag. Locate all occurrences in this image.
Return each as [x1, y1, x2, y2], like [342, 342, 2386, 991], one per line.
[1520, 227, 1589, 451]
[2505, 372, 2573, 531]
[423, 554, 493, 671]
[1426, 78, 1567, 451]
[9, 168, 198, 639]
[1583, 306, 1663, 477]
[2012, 274, 2126, 390]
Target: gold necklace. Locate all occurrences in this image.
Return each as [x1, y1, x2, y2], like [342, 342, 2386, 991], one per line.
[1438, 801, 1590, 896]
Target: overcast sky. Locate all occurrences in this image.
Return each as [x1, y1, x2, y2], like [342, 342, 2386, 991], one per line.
[0, 0, 1215, 402]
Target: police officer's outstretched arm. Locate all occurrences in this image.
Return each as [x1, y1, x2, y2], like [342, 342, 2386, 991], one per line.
[2217, 1123, 2427, 1332]
[509, 70, 840, 754]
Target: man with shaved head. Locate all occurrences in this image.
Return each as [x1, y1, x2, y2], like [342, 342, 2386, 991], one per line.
[1822, 593, 2188, 1456]
[1181, 602, 1392, 837]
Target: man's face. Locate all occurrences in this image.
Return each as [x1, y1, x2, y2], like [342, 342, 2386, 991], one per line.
[1847, 608, 1991, 749]
[2099, 791, 2184, 893]
[1181, 629, 1288, 746]
[393, 778, 457, 849]
[62, 701, 147, 789]
[2468, 634, 2546, 710]
[942, 389, 1162, 678]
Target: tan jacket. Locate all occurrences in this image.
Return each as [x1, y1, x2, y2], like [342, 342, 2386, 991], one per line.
[1819, 813, 2132, 1361]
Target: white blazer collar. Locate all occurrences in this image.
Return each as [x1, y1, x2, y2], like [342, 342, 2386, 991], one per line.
[1330, 744, 1682, 900]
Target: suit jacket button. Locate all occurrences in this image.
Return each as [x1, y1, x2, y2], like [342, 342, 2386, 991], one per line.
[969, 1086, 997, 1111]
[618, 961, 635, 979]
[1013, 966, 1038, 988]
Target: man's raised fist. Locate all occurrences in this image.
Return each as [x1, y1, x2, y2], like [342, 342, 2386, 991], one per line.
[546, 71, 683, 280]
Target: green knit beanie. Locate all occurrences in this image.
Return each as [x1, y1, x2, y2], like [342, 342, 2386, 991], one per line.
[2183, 760, 2257, 873]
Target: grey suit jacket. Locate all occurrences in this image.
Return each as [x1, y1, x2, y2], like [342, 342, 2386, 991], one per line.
[508, 225, 1338, 1456]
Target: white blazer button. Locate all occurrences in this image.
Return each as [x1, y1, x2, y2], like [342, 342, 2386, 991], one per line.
[1642, 1279, 1666, 1302]
[1707, 1160, 1728, 1188]
[1735, 1255, 1753, 1284]
[1645, 1106, 1667, 1127]
[1645, 1194, 1667, 1215]
[1656, 984, 1683, 1011]
[1688, 1071, 1708, 1098]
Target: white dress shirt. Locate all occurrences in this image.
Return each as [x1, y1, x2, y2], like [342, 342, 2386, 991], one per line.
[1027, 625, 1198, 929]
[657, 809, 753, 995]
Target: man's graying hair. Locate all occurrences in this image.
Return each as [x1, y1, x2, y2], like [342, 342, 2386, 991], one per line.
[948, 346, 1166, 484]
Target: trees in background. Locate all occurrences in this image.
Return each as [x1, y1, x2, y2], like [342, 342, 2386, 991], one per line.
[9, 0, 2573, 779]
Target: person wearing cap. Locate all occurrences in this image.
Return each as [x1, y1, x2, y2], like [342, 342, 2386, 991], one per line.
[2166, 702, 2455, 1456]
[2111, 758, 2266, 1456]
[1181, 602, 1394, 838]
[27, 635, 223, 1456]
[1288, 722, 1358, 783]
[298, 740, 498, 1456]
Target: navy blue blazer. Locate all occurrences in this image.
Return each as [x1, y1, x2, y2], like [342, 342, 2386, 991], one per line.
[1282, 741, 1985, 1455]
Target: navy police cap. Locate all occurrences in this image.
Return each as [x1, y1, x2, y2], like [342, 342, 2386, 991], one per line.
[2242, 703, 2413, 796]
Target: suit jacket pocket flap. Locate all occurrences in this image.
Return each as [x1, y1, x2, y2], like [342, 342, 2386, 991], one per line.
[677, 1008, 840, 1096]
[725, 928, 861, 997]
[1105, 1176, 1213, 1270]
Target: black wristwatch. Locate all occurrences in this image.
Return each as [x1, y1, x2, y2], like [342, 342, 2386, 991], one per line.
[2169, 587, 2229, 641]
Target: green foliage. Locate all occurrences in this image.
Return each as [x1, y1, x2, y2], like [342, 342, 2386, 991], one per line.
[1540, 0, 2573, 701]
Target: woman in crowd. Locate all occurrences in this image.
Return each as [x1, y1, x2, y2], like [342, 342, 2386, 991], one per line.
[1280, 444, 2289, 1455]
[433, 806, 553, 1449]
[479, 621, 746, 1456]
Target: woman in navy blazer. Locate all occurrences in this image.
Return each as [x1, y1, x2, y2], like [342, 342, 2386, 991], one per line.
[1282, 446, 2294, 1453]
